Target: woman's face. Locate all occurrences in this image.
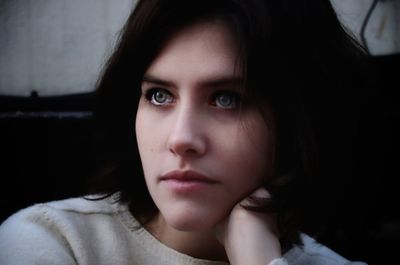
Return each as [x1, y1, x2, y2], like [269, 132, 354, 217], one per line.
[136, 21, 275, 231]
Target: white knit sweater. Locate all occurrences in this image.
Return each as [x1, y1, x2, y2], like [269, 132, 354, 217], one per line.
[0, 196, 367, 265]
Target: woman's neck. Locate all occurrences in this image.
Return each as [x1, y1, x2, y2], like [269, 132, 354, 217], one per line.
[144, 213, 228, 261]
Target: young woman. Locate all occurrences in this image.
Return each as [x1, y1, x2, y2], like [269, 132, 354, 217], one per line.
[0, 0, 368, 264]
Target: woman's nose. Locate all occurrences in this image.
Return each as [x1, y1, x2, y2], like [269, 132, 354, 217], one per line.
[167, 109, 206, 158]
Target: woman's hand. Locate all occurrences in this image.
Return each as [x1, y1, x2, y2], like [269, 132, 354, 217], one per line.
[216, 187, 282, 265]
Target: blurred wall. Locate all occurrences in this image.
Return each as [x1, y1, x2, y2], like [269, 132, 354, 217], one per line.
[0, 0, 135, 96]
[332, 0, 399, 55]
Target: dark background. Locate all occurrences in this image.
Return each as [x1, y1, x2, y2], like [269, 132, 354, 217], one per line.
[0, 54, 399, 264]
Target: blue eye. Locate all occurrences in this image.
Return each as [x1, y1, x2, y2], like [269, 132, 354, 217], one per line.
[214, 92, 240, 109]
[145, 88, 174, 106]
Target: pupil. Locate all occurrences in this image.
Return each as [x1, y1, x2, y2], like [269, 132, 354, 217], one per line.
[155, 91, 166, 102]
[219, 95, 231, 106]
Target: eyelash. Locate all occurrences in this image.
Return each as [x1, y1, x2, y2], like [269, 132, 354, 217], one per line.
[144, 88, 174, 106]
[143, 87, 242, 109]
[211, 91, 241, 109]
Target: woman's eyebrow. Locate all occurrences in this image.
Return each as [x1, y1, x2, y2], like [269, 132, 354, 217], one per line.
[142, 74, 243, 88]
[142, 75, 174, 86]
[200, 76, 243, 88]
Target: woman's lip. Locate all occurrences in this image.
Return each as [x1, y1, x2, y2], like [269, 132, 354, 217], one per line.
[160, 170, 217, 193]
[160, 170, 217, 184]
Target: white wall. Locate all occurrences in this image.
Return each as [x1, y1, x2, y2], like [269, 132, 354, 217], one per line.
[0, 0, 135, 96]
[0, 0, 398, 96]
[331, 0, 399, 55]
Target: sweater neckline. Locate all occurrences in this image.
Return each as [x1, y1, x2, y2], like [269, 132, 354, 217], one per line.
[114, 201, 229, 265]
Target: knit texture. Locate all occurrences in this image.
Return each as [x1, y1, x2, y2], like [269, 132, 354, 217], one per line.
[0, 196, 367, 265]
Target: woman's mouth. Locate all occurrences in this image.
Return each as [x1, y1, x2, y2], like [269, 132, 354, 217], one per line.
[159, 170, 218, 193]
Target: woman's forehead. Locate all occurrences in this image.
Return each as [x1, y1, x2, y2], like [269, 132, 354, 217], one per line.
[144, 21, 243, 86]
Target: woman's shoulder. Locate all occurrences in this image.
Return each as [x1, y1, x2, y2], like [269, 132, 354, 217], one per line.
[0, 194, 128, 264]
[45, 194, 120, 214]
[2, 194, 118, 224]
[284, 233, 368, 265]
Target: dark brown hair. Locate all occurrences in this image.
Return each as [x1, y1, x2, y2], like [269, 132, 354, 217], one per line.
[90, 0, 366, 250]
